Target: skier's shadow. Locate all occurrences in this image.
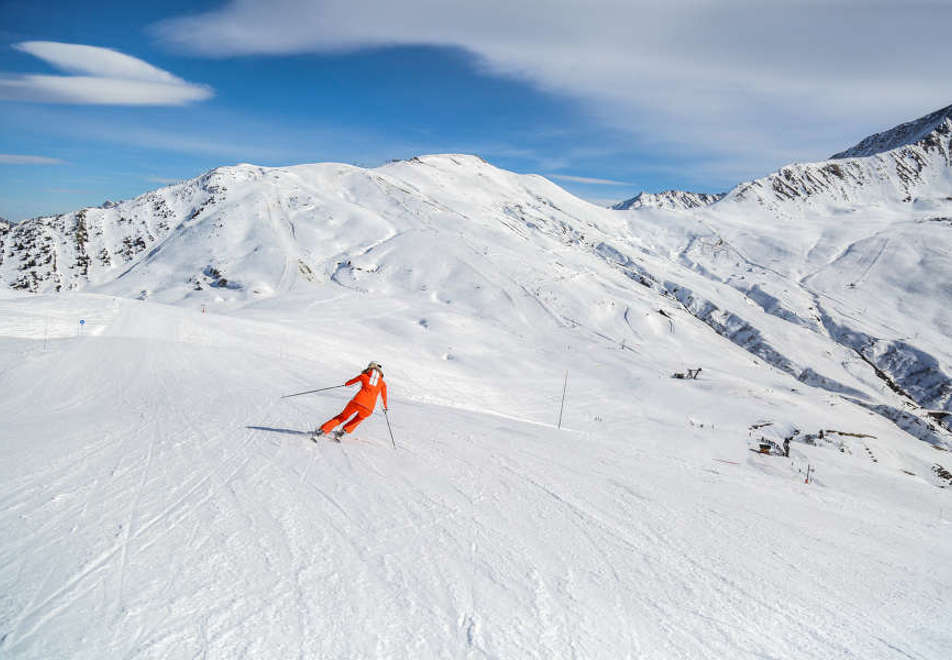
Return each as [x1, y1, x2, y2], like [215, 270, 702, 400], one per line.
[246, 425, 313, 437]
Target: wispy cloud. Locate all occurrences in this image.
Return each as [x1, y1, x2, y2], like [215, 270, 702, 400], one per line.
[0, 41, 212, 105]
[152, 0, 952, 173]
[546, 173, 631, 186]
[0, 153, 66, 164]
[2, 102, 370, 164]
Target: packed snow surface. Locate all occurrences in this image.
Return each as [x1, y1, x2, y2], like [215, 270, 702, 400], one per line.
[2, 294, 949, 658]
[3, 106, 952, 657]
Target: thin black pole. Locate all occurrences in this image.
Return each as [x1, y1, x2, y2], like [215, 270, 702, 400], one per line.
[557, 370, 568, 429]
[383, 409, 396, 449]
[280, 384, 346, 399]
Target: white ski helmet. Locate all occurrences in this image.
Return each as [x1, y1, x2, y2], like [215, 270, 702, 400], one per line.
[367, 361, 383, 373]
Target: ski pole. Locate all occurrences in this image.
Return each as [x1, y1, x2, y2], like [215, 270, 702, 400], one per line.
[280, 384, 347, 399]
[383, 408, 396, 449]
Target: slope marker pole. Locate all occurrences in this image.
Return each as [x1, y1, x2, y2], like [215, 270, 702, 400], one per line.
[557, 370, 568, 429]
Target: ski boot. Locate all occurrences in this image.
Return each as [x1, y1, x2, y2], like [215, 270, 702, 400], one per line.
[331, 429, 345, 443]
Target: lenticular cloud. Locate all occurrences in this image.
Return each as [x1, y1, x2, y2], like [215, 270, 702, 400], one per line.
[0, 41, 212, 106]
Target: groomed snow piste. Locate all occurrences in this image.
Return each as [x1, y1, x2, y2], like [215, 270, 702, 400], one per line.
[1, 293, 949, 658]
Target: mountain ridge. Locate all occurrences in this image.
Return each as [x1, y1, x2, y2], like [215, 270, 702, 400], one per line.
[832, 103, 952, 159]
[611, 190, 725, 211]
[724, 109, 951, 212]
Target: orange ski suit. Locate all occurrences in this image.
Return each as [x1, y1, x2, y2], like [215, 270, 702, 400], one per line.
[320, 369, 388, 434]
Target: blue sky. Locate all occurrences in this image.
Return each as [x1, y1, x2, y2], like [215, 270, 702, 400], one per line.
[2, 0, 950, 220]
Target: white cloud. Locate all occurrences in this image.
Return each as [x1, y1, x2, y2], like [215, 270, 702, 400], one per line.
[0, 154, 66, 164]
[14, 42, 184, 84]
[152, 0, 952, 176]
[0, 41, 212, 105]
[547, 173, 631, 185]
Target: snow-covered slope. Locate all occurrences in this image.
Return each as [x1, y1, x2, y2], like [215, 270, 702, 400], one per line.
[1, 290, 949, 658]
[612, 190, 724, 211]
[3, 109, 952, 657]
[617, 105, 952, 442]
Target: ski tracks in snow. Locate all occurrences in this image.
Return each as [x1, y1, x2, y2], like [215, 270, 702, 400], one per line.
[0, 332, 276, 656]
[2, 299, 950, 657]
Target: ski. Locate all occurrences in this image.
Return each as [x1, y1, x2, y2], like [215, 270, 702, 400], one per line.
[312, 430, 345, 443]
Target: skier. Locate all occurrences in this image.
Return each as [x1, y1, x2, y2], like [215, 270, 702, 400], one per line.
[315, 362, 388, 441]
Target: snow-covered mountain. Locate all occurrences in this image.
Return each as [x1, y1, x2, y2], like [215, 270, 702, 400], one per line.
[617, 104, 952, 443]
[642, 105, 952, 450]
[611, 189, 724, 211]
[0, 155, 606, 298]
[724, 105, 951, 213]
[2, 133, 951, 443]
[2, 110, 952, 657]
[0, 169, 225, 294]
[832, 102, 952, 158]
